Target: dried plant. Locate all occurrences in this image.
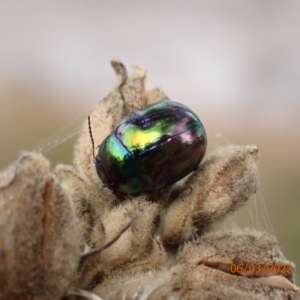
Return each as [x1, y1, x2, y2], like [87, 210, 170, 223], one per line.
[0, 60, 299, 300]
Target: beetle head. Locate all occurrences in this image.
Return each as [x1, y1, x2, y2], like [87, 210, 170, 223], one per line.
[94, 156, 114, 189]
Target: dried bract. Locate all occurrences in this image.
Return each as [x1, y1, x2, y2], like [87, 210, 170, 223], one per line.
[176, 229, 299, 299]
[0, 152, 83, 300]
[76, 199, 166, 290]
[161, 145, 259, 245]
[89, 230, 299, 300]
[54, 165, 115, 245]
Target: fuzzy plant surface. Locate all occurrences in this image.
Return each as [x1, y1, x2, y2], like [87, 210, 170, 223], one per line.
[0, 60, 299, 300]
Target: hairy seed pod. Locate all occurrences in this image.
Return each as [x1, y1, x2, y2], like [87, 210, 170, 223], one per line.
[161, 145, 259, 245]
[0, 152, 83, 300]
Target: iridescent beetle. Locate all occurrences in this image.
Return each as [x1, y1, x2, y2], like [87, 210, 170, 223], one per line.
[91, 98, 207, 194]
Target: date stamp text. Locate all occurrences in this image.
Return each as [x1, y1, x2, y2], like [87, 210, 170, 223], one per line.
[230, 263, 293, 275]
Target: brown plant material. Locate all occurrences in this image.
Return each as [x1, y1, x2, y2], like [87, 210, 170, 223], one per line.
[90, 229, 299, 300]
[54, 165, 114, 245]
[77, 199, 166, 291]
[74, 59, 165, 195]
[160, 145, 259, 245]
[0, 152, 83, 300]
[0, 60, 298, 300]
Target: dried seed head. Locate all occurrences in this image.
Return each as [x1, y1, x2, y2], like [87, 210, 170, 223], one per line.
[92, 266, 180, 300]
[87, 229, 298, 300]
[54, 164, 116, 245]
[2, 60, 295, 300]
[175, 229, 298, 299]
[0, 152, 83, 300]
[161, 145, 259, 245]
[77, 198, 165, 290]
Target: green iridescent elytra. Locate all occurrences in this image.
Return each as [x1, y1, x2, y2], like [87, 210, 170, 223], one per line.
[95, 99, 207, 194]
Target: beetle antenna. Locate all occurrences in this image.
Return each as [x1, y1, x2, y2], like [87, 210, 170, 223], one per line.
[88, 115, 95, 159]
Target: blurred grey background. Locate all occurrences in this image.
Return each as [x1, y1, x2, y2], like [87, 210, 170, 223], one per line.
[1, 0, 299, 282]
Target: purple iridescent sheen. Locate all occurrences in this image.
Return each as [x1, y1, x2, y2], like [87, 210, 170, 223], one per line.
[95, 99, 207, 194]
